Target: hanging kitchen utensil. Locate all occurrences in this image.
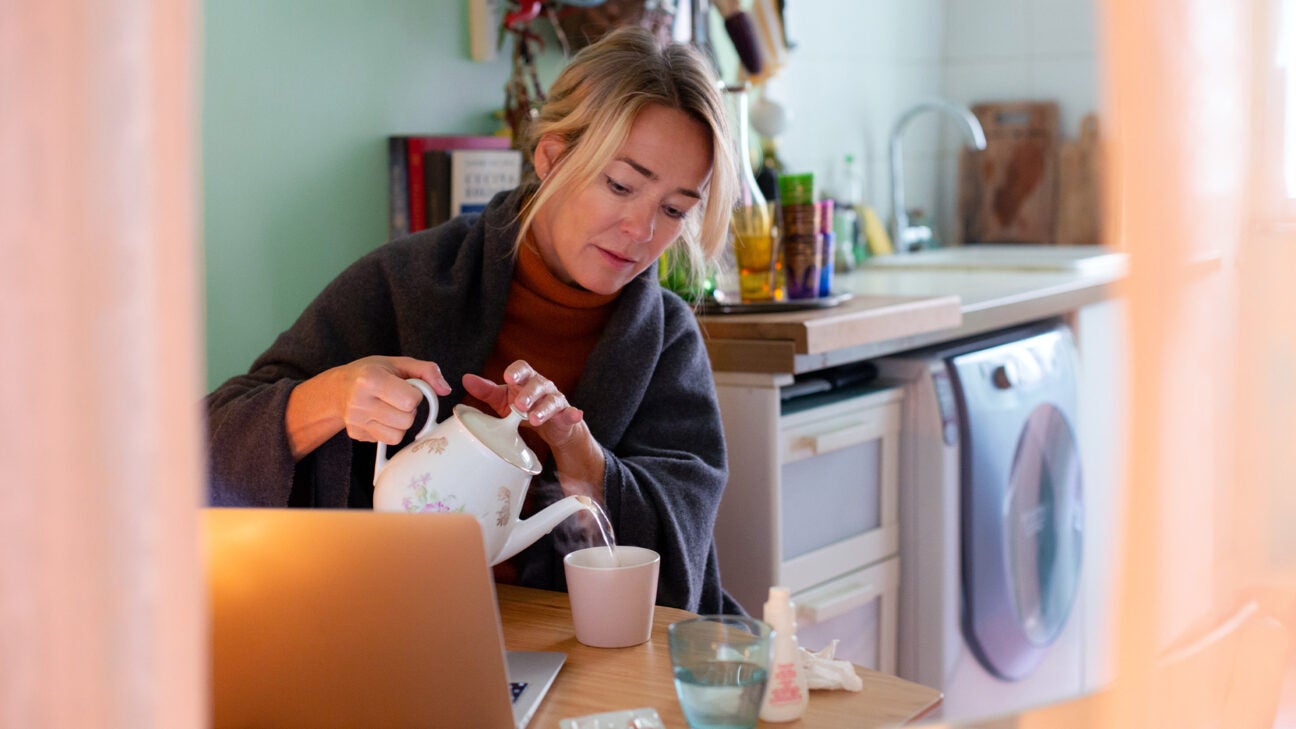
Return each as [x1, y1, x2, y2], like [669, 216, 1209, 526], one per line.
[712, 0, 763, 76]
[745, 0, 787, 83]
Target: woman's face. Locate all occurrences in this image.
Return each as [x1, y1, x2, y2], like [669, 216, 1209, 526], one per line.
[530, 104, 714, 295]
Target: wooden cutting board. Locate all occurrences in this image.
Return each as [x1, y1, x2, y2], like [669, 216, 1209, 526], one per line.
[958, 101, 1060, 244]
[1055, 113, 1104, 245]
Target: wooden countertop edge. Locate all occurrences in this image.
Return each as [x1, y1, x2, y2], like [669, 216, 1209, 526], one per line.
[699, 293, 962, 367]
[799, 294, 962, 353]
[703, 337, 800, 373]
[697, 293, 961, 347]
[700, 275, 1123, 374]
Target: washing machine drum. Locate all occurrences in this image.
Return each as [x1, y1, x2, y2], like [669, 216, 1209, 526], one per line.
[962, 402, 1083, 681]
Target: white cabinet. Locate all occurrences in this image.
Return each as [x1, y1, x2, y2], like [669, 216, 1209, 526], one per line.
[1071, 299, 1128, 691]
[795, 558, 900, 673]
[714, 373, 902, 672]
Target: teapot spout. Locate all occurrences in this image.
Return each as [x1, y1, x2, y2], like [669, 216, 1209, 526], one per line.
[493, 494, 593, 566]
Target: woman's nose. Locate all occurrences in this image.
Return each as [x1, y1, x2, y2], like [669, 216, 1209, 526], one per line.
[622, 202, 656, 243]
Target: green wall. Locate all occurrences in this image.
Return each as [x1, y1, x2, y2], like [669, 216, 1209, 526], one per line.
[202, 0, 518, 389]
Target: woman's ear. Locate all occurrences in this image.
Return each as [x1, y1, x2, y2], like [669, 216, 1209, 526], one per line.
[533, 134, 567, 180]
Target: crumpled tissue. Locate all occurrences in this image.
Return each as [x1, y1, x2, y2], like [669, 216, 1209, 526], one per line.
[798, 640, 863, 692]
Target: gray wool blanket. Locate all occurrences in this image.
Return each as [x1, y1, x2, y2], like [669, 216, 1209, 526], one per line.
[205, 189, 742, 615]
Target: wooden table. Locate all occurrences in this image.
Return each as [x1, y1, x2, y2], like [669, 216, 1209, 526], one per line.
[498, 585, 942, 727]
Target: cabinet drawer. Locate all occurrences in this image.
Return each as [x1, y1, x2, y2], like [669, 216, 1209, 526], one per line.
[777, 387, 901, 591]
[794, 557, 900, 674]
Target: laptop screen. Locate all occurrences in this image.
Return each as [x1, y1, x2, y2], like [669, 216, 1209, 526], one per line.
[205, 508, 542, 729]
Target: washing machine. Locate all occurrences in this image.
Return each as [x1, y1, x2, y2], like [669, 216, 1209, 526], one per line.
[876, 319, 1085, 723]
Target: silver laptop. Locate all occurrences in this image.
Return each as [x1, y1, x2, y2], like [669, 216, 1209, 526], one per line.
[204, 508, 564, 729]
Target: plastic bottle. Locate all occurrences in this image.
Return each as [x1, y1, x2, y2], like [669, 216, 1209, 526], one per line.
[829, 153, 866, 269]
[816, 199, 835, 296]
[756, 137, 784, 205]
[759, 586, 809, 722]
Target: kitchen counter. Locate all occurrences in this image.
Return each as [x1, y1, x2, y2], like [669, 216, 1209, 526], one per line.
[699, 245, 1126, 374]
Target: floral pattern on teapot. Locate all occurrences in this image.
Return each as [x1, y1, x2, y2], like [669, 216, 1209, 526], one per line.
[401, 473, 465, 514]
[494, 486, 511, 527]
[407, 436, 449, 455]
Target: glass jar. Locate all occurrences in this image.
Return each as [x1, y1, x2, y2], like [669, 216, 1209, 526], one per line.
[723, 84, 778, 303]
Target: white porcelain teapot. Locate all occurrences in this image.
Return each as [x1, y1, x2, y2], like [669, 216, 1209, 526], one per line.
[372, 378, 592, 565]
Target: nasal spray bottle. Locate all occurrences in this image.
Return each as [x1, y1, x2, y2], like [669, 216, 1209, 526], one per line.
[759, 586, 809, 722]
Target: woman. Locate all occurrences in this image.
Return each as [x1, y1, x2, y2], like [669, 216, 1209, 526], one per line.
[205, 27, 742, 614]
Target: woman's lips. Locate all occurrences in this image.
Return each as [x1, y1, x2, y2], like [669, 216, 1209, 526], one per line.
[596, 246, 636, 268]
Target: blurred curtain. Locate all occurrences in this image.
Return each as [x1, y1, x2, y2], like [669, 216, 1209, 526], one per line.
[0, 2, 205, 728]
[1097, 0, 1296, 725]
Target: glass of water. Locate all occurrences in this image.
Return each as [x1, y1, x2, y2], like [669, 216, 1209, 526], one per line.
[667, 616, 772, 729]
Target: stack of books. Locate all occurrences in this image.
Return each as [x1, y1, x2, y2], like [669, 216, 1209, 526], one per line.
[388, 135, 523, 240]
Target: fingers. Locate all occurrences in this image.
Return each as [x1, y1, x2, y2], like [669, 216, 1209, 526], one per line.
[502, 361, 552, 419]
[365, 368, 426, 413]
[341, 374, 419, 445]
[500, 360, 576, 428]
[361, 417, 415, 446]
[463, 373, 510, 415]
[337, 355, 446, 445]
[389, 355, 452, 396]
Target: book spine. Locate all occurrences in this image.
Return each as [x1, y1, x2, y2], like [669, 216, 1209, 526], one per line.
[406, 138, 429, 231]
[387, 137, 410, 240]
[425, 150, 452, 228]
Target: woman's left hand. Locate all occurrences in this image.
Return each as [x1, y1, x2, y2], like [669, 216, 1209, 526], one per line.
[462, 360, 586, 451]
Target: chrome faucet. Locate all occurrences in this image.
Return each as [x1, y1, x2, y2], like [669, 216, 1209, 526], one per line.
[889, 99, 987, 253]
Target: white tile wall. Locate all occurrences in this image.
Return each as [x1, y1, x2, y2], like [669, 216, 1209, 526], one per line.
[755, 0, 1099, 245]
[758, 0, 945, 209]
[944, 0, 1033, 61]
[1028, 0, 1097, 56]
[1029, 58, 1100, 137]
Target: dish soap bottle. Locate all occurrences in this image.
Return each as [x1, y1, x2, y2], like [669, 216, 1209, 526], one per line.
[759, 586, 809, 722]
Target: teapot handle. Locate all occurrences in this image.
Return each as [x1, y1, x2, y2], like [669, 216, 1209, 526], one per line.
[373, 378, 441, 486]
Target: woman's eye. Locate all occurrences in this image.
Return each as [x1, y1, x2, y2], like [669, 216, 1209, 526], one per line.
[605, 176, 632, 195]
[662, 205, 687, 220]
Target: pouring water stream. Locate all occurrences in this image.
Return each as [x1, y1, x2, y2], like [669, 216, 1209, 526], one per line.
[579, 496, 621, 567]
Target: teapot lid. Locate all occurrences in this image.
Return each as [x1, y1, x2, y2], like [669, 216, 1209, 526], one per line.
[453, 404, 542, 475]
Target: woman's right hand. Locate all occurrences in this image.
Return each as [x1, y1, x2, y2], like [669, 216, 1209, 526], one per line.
[285, 355, 452, 460]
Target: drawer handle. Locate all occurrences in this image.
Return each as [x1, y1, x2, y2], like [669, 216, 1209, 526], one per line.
[797, 581, 879, 624]
[809, 424, 874, 454]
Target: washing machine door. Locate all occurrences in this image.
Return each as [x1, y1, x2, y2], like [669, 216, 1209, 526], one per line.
[951, 329, 1084, 681]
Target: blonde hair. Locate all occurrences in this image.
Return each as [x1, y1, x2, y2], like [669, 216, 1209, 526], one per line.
[514, 27, 736, 286]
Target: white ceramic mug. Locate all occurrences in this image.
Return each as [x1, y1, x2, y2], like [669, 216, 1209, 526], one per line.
[563, 546, 661, 648]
